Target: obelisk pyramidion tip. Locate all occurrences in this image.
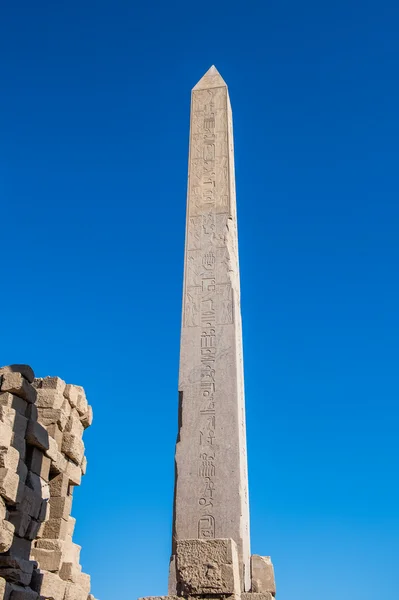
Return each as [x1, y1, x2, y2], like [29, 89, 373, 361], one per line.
[193, 65, 227, 90]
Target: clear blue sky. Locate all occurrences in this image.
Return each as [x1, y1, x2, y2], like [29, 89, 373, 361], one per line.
[1, 2, 398, 599]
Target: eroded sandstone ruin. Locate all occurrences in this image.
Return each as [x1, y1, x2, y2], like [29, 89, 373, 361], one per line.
[0, 364, 97, 600]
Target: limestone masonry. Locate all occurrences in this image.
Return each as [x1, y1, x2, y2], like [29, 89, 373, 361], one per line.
[0, 364, 97, 600]
[141, 66, 276, 600]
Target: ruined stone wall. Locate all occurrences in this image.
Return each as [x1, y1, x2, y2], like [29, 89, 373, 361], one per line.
[0, 365, 97, 600]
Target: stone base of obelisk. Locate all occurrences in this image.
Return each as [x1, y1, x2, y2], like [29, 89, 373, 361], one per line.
[139, 539, 276, 600]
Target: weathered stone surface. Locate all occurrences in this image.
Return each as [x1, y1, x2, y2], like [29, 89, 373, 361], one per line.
[250, 556, 276, 595]
[175, 538, 240, 596]
[64, 416, 83, 439]
[8, 511, 31, 538]
[34, 377, 65, 394]
[25, 421, 49, 452]
[0, 557, 35, 587]
[0, 366, 34, 384]
[9, 584, 38, 600]
[0, 520, 15, 552]
[0, 373, 36, 404]
[48, 474, 69, 498]
[27, 448, 50, 481]
[5, 536, 32, 560]
[0, 394, 27, 416]
[61, 435, 84, 466]
[63, 582, 86, 600]
[49, 496, 72, 520]
[31, 569, 66, 600]
[80, 407, 92, 430]
[25, 519, 41, 541]
[26, 472, 50, 500]
[58, 563, 81, 583]
[37, 408, 67, 430]
[11, 435, 25, 462]
[62, 386, 77, 408]
[0, 469, 21, 504]
[242, 594, 274, 600]
[41, 518, 68, 541]
[30, 548, 62, 573]
[0, 447, 20, 472]
[16, 486, 42, 519]
[170, 66, 251, 592]
[65, 460, 81, 487]
[0, 423, 13, 450]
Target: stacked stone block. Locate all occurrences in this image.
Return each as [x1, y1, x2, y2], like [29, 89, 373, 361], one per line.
[0, 365, 97, 600]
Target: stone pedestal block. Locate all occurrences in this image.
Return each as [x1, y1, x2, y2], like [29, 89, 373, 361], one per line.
[250, 556, 275, 595]
[175, 539, 240, 596]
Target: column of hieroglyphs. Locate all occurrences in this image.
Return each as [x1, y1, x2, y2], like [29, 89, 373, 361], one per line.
[0, 364, 98, 600]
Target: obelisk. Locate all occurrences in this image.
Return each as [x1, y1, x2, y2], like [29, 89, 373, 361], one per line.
[169, 65, 251, 592]
[139, 66, 276, 600]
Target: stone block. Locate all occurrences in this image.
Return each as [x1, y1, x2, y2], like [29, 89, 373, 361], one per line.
[0, 557, 35, 586]
[65, 461, 81, 487]
[0, 447, 20, 472]
[64, 416, 83, 439]
[37, 408, 68, 430]
[63, 386, 78, 409]
[25, 519, 41, 541]
[49, 474, 69, 498]
[5, 536, 32, 560]
[0, 366, 34, 384]
[77, 573, 90, 594]
[0, 393, 27, 416]
[0, 577, 10, 600]
[250, 556, 276, 595]
[80, 456, 87, 476]
[31, 569, 66, 600]
[64, 582, 86, 600]
[62, 540, 81, 564]
[30, 548, 62, 573]
[27, 448, 50, 481]
[25, 404, 38, 422]
[66, 517, 75, 537]
[0, 423, 13, 450]
[26, 472, 50, 500]
[13, 414, 28, 439]
[0, 496, 5, 520]
[35, 539, 64, 553]
[61, 435, 84, 465]
[61, 399, 71, 418]
[16, 486, 42, 520]
[11, 436, 25, 462]
[0, 520, 15, 552]
[80, 406, 92, 430]
[74, 388, 87, 418]
[0, 373, 36, 404]
[175, 538, 240, 595]
[59, 563, 81, 583]
[16, 460, 28, 485]
[35, 377, 66, 394]
[0, 469, 21, 504]
[8, 511, 31, 538]
[38, 500, 49, 522]
[49, 496, 72, 520]
[25, 422, 49, 453]
[41, 518, 68, 541]
[46, 425, 63, 450]
[9, 584, 38, 600]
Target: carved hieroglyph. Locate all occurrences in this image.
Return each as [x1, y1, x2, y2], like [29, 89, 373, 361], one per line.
[170, 66, 251, 592]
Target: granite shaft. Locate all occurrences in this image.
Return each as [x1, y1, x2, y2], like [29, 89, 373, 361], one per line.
[170, 66, 251, 592]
